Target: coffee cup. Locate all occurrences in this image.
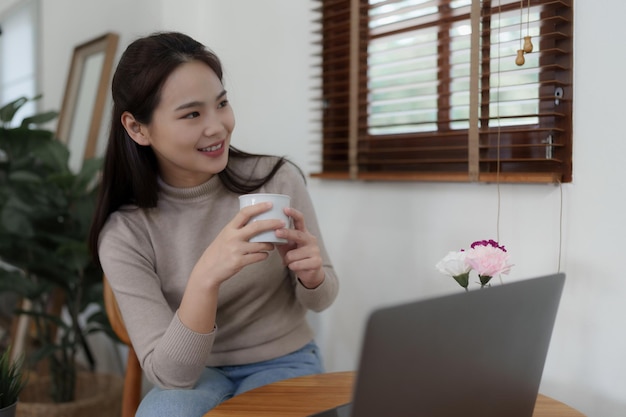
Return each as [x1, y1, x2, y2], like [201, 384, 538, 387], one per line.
[238, 193, 291, 243]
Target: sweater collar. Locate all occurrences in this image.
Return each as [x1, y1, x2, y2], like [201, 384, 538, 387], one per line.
[157, 175, 222, 201]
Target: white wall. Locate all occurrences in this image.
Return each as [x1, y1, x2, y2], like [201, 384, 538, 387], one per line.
[5, 0, 624, 416]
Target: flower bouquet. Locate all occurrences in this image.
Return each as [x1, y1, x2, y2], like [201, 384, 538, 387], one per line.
[436, 240, 513, 291]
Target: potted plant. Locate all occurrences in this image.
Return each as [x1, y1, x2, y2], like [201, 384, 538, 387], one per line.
[0, 349, 26, 417]
[0, 96, 122, 415]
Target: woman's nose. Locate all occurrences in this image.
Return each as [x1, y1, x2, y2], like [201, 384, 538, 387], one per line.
[202, 115, 225, 137]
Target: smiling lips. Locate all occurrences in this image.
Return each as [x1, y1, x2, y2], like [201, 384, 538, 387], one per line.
[197, 142, 223, 153]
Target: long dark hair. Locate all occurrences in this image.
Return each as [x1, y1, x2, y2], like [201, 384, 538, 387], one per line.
[88, 32, 290, 263]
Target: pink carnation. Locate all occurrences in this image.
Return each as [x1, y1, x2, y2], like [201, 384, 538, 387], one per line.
[465, 241, 513, 278]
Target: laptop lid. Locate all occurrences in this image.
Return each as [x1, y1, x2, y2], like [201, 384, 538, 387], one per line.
[338, 273, 565, 417]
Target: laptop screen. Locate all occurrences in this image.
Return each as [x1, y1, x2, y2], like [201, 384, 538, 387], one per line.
[312, 273, 565, 417]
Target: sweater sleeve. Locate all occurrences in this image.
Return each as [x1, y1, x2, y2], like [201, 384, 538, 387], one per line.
[99, 212, 215, 389]
[265, 162, 339, 312]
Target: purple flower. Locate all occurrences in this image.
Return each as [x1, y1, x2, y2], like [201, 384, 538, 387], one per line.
[470, 239, 507, 252]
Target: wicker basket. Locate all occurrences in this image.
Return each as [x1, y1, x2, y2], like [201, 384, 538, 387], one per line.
[16, 372, 122, 417]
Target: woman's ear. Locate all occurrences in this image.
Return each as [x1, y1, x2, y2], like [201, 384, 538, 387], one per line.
[121, 111, 150, 146]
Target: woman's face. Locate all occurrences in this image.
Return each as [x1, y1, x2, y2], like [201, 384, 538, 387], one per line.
[140, 60, 235, 187]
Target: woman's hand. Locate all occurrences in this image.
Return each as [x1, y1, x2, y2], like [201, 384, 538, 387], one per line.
[192, 202, 285, 288]
[180, 202, 283, 333]
[275, 207, 325, 289]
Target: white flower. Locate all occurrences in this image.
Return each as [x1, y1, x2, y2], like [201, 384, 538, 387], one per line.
[435, 251, 472, 277]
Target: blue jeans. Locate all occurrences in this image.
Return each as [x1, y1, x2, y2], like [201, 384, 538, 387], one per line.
[136, 341, 324, 417]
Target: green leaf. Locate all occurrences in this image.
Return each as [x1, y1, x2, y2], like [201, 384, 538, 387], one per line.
[8, 170, 43, 184]
[17, 308, 70, 329]
[453, 272, 470, 288]
[32, 139, 70, 173]
[0, 97, 28, 124]
[21, 110, 59, 127]
[74, 157, 102, 192]
[0, 270, 46, 299]
[56, 241, 91, 273]
[479, 275, 493, 286]
[0, 348, 27, 408]
[29, 344, 61, 365]
[0, 197, 35, 236]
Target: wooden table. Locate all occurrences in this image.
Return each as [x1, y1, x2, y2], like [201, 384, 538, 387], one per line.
[204, 371, 585, 417]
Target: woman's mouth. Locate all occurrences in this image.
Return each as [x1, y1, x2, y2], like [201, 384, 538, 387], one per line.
[198, 142, 223, 152]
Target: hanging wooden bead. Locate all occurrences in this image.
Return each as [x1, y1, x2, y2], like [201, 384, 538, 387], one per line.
[515, 49, 525, 66]
[523, 36, 533, 53]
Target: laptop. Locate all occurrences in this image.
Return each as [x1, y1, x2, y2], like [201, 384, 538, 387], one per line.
[311, 273, 566, 417]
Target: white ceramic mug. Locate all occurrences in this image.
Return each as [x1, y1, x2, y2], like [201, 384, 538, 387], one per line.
[238, 193, 291, 243]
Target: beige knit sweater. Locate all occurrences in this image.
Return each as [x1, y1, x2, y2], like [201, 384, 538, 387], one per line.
[98, 157, 339, 389]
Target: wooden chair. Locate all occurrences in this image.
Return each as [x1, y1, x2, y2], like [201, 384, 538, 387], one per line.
[103, 277, 143, 417]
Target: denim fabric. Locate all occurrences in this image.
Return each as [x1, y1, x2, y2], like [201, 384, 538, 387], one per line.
[136, 341, 324, 417]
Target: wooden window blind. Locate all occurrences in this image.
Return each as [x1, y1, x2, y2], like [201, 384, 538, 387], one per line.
[312, 0, 573, 183]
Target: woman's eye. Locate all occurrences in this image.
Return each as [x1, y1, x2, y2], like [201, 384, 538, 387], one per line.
[184, 111, 200, 119]
[218, 99, 229, 109]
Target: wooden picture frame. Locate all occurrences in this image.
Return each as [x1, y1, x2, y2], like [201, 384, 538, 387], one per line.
[56, 32, 119, 172]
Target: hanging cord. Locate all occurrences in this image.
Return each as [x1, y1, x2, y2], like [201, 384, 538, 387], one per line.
[516, 0, 525, 65]
[557, 180, 563, 273]
[495, 0, 502, 243]
[519, 0, 524, 49]
[499, 0, 562, 277]
[516, 0, 533, 65]
[524, 0, 533, 53]
[495, 0, 503, 284]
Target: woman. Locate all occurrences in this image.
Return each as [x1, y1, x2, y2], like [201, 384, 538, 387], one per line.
[88, 31, 338, 417]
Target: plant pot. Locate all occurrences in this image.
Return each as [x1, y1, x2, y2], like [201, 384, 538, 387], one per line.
[0, 403, 17, 417]
[16, 372, 122, 417]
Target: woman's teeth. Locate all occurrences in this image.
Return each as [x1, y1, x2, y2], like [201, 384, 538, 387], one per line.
[198, 143, 222, 152]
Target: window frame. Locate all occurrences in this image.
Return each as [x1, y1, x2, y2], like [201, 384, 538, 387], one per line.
[312, 0, 573, 183]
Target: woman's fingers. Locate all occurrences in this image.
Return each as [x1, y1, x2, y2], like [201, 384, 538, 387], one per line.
[242, 218, 286, 241]
[232, 202, 288, 242]
[232, 201, 272, 228]
[284, 207, 307, 233]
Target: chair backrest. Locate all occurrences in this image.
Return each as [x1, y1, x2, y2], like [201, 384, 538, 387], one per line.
[103, 276, 142, 417]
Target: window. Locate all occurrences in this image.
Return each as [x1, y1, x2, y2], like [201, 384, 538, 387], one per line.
[312, 0, 573, 183]
[0, 0, 38, 126]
